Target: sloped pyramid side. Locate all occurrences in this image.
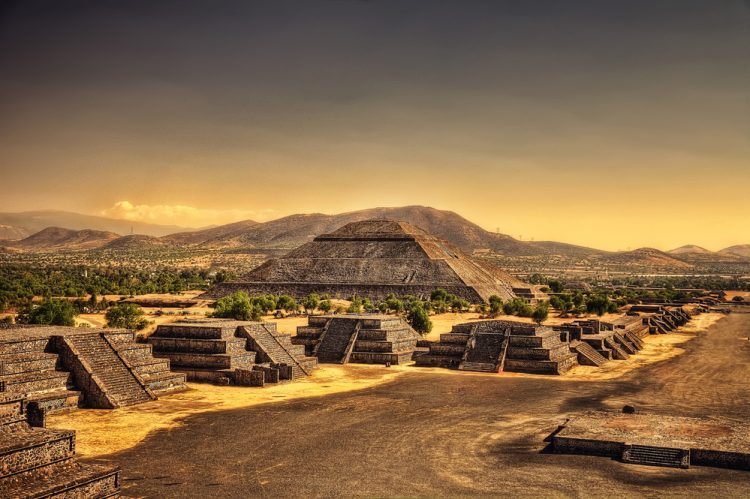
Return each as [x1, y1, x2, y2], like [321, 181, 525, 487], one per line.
[207, 219, 522, 302]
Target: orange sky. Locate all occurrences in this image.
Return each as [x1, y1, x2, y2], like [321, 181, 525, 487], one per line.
[0, 1, 747, 251]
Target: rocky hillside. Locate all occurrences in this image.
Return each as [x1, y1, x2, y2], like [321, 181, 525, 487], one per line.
[6, 227, 120, 250]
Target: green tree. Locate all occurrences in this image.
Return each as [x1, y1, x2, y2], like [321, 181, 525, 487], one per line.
[548, 280, 564, 293]
[301, 293, 320, 315]
[106, 302, 150, 330]
[407, 302, 432, 334]
[211, 292, 261, 321]
[430, 289, 449, 302]
[276, 295, 298, 314]
[384, 297, 404, 313]
[347, 296, 363, 314]
[532, 301, 549, 324]
[488, 295, 503, 316]
[18, 298, 77, 326]
[319, 299, 333, 314]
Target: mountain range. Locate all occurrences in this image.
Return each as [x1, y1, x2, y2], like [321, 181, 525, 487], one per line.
[0, 207, 747, 266]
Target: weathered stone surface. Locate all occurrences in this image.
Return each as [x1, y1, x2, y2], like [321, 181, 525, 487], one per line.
[207, 219, 527, 303]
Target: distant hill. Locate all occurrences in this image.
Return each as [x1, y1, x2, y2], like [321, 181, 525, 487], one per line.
[0, 224, 29, 240]
[668, 245, 712, 255]
[162, 219, 259, 246]
[9, 227, 120, 250]
[719, 245, 750, 258]
[0, 210, 193, 237]
[165, 206, 561, 256]
[100, 234, 171, 250]
[3, 206, 747, 268]
[598, 247, 694, 269]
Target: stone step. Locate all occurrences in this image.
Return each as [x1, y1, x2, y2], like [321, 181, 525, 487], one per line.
[153, 351, 256, 369]
[571, 341, 608, 367]
[0, 352, 59, 376]
[413, 353, 462, 369]
[27, 389, 82, 414]
[149, 337, 248, 355]
[0, 427, 76, 478]
[507, 344, 571, 361]
[458, 361, 498, 372]
[151, 324, 237, 340]
[0, 395, 26, 426]
[622, 445, 688, 468]
[0, 339, 50, 355]
[0, 370, 72, 394]
[0, 459, 120, 498]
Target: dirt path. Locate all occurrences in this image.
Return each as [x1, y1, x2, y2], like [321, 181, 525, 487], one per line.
[85, 312, 750, 497]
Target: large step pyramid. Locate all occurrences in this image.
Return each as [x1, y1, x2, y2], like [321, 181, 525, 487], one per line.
[208, 219, 527, 302]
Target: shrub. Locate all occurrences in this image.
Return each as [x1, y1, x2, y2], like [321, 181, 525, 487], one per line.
[106, 302, 150, 330]
[407, 302, 432, 334]
[17, 298, 77, 326]
[212, 291, 261, 321]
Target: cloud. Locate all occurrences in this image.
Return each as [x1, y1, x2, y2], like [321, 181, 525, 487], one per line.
[101, 201, 273, 227]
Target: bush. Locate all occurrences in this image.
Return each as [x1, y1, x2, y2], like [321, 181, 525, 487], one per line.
[301, 293, 320, 314]
[532, 301, 549, 324]
[488, 295, 503, 316]
[407, 302, 432, 334]
[18, 298, 77, 326]
[319, 299, 333, 313]
[347, 297, 363, 314]
[212, 291, 261, 321]
[276, 295, 298, 314]
[105, 302, 150, 330]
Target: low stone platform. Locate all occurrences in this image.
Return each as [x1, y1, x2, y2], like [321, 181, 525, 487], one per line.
[552, 411, 750, 470]
[293, 314, 421, 365]
[415, 320, 578, 374]
[0, 326, 187, 411]
[150, 319, 317, 387]
[0, 393, 121, 497]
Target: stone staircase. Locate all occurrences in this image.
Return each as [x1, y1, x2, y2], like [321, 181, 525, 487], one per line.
[150, 320, 317, 387]
[0, 393, 120, 497]
[0, 336, 81, 414]
[316, 319, 360, 363]
[104, 332, 187, 396]
[570, 340, 608, 367]
[239, 323, 317, 379]
[458, 325, 509, 373]
[295, 315, 421, 365]
[65, 333, 153, 408]
[622, 444, 689, 468]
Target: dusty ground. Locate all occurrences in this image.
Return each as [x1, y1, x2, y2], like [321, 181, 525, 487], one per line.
[46, 311, 750, 497]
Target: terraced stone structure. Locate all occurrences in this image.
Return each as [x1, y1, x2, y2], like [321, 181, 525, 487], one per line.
[554, 317, 647, 365]
[149, 320, 317, 387]
[415, 320, 579, 374]
[208, 219, 527, 303]
[0, 394, 120, 497]
[294, 315, 421, 365]
[627, 305, 692, 334]
[0, 327, 186, 411]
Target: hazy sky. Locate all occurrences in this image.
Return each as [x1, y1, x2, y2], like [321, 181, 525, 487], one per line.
[1, 0, 748, 250]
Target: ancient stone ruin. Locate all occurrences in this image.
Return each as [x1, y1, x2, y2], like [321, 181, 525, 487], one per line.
[0, 393, 121, 497]
[294, 315, 421, 365]
[553, 411, 750, 470]
[207, 219, 534, 302]
[0, 326, 186, 411]
[415, 320, 579, 374]
[149, 319, 317, 387]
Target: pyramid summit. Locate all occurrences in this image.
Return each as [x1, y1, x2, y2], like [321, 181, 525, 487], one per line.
[208, 219, 529, 302]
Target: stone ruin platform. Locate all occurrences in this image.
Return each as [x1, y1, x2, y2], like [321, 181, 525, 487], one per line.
[293, 314, 421, 365]
[0, 393, 121, 497]
[0, 326, 186, 412]
[149, 319, 317, 387]
[552, 411, 750, 471]
[415, 320, 580, 374]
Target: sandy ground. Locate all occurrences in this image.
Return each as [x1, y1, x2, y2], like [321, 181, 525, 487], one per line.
[84, 311, 750, 498]
[48, 364, 410, 457]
